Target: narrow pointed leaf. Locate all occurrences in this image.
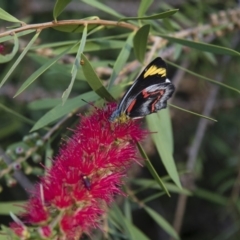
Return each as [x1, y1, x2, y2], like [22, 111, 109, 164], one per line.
[30, 86, 120, 131]
[202, 52, 217, 65]
[30, 91, 98, 132]
[108, 32, 134, 89]
[53, 39, 124, 54]
[53, 24, 98, 33]
[133, 179, 191, 195]
[169, 103, 217, 122]
[129, 225, 150, 240]
[28, 98, 61, 110]
[158, 107, 174, 153]
[110, 204, 133, 239]
[194, 188, 228, 206]
[137, 142, 170, 196]
[123, 199, 132, 222]
[0, 31, 41, 88]
[0, 103, 34, 125]
[0, 30, 35, 43]
[166, 60, 240, 94]
[53, 0, 72, 21]
[133, 24, 150, 63]
[138, 0, 153, 17]
[0, 201, 25, 215]
[81, 54, 114, 101]
[110, 204, 150, 240]
[62, 26, 87, 105]
[0, 8, 21, 22]
[0, 33, 19, 64]
[119, 9, 178, 21]
[159, 34, 240, 57]
[144, 206, 180, 240]
[14, 46, 72, 97]
[31, 40, 77, 49]
[34, 39, 124, 52]
[81, 0, 124, 18]
[146, 110, 181, 188]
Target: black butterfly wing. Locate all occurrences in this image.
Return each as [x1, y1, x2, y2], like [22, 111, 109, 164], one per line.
[117, 57, 168, 114]
[126, 81, 175, 118]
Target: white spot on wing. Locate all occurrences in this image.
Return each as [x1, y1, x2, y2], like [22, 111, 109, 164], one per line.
[165, 78, 171, 83]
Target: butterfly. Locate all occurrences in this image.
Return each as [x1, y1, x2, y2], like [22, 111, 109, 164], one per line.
[109, 57, 175, 122]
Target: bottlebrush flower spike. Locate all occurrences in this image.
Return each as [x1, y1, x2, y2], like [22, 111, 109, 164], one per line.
[10, 103, 147, 239]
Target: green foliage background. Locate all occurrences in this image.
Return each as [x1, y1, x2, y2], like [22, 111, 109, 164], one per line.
[0, 0, 240, 239]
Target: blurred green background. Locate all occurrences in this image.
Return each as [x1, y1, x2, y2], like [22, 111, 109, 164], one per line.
[0, 0, 240, 239]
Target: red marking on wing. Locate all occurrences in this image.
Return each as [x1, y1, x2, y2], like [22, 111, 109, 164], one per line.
[151, 95, 161, 112]
[142, 89, 165, 98]
[142, 89, 149, 98]
[126, 99, 137, 114]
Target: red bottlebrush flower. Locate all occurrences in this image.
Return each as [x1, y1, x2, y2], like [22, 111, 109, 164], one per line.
[9, 222, 30, 239]
[9, 103, 146, 239]
[22, 196, 49, 224]
[38, 225, 52, 238]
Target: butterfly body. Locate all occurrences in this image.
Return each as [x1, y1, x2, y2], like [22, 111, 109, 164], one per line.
[109, 57, 175, 122]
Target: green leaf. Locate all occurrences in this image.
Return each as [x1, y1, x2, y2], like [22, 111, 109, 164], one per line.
[0, 117, 21, 140]
[27, 53, 114, 82]
[128, 224, 150, 240]
[30, 91, 98, 132]
[109, 205, 133, 239]
[81, 0, 124, 18]
[52, 39, 125, 54]
[0, 30, 35, 43]
[62, 26, 87, 105]
[133, 179, 191, 196]
[194, 188, 228, 206]
[32, 38, 125, 51]
[30, 40, 77, 49]
[0, 201, 25, 215]
[81, 54, 115, 101]
[53, 0, 72, 21]
[108, 32, 134, 89]
[0, 103, 34, 125]
[0, 31, 41, 88]
[160, 3, 192, 27]
[133, 24, 150, 63]
[166, 60, 240, 94]
[202, 52, 217, 65]
[0, 33, 19, 64]
[123, 199, 132, 222]
[30, 86, 121, 131]
[144, 206, 180, 240]
[119, 9, 178, 21]
[169, 103, 217, 122]
[0, 225, 17, 239]
[53, 24, 98, 33]
[146, 110, 181, 189]
[138, 0, 153, 17]
[173, 44, 182, 60]
[159, 34, 240, 57]
[158, 107, 174, 153]
[110, 204, 150, 240]
[14, 46, 72, 97]
[137, 142, 170, 196]
[0, 8, 21, 22]
[28, 98, 61, 110]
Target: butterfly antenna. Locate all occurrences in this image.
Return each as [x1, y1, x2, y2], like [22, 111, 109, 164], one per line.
[81, 99, 98, 109]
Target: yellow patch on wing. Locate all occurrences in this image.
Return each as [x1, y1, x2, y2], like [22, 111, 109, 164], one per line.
[144, 65, 166, 78]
